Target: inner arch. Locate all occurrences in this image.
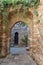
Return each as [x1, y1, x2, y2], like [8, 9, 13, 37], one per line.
[10, 21, 30, 47]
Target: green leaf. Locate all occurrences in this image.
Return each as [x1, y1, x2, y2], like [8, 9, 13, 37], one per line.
[37, 19, 40, 24]
[34, 10, 39, 16]
[0, 0, 40, 8]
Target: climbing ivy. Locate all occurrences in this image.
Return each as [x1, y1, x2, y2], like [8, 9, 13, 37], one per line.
[0, 0, 40, 32]
[0, 0, 40, 9]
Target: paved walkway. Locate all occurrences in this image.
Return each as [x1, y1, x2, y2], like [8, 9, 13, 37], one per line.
[0, 47, 37, 65]
[10, 47, 29, 54]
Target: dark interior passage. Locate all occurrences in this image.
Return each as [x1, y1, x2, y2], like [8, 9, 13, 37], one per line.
[14, 32, 18, 45]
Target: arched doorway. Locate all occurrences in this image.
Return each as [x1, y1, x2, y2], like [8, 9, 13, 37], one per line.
[1, 9, 33, 55]
[14, 32, 19, 45]
[10, 21, 30, 47]
[10, 21, 30, 54]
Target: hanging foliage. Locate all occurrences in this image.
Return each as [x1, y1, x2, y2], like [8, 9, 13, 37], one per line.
[0, 0, 40, 8]
[0, 0, 40, 32]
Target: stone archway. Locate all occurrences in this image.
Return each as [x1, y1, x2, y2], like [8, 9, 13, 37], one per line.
[10, 21, 30, 47]
[1, 9, 33, 56]
[7, 11, 33, 54]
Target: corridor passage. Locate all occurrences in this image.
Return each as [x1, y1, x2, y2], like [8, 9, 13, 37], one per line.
[0, 47, 37, 65]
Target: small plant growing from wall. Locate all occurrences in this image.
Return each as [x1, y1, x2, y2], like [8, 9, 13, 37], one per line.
[21, 35, 28, 47]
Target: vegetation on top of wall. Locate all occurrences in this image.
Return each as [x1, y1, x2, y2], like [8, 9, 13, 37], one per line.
[0, 0, 40, 11]
[0, 0, 40, 32]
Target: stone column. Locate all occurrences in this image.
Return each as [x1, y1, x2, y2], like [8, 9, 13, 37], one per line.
[1, 24, 7, 56]
[29, 20, 34, 56]
[2, 25, 11, 56]
[29, 21, 34, 48]
[0, 20, 2, 56]
[0, 14, 3, 57]
[6, 30, 11, 54]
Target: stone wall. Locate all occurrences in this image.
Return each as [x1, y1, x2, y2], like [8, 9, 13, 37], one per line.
[0, 0, 43, 65]
[0, 9, 33, 56]
[30, 0, 43, 65]
[0, 15, 2, 56]
[8, 12, 33, 50]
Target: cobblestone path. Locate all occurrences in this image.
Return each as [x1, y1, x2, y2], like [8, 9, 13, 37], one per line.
[0, 47, 37, 65]
[0, 54, 37, 65]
